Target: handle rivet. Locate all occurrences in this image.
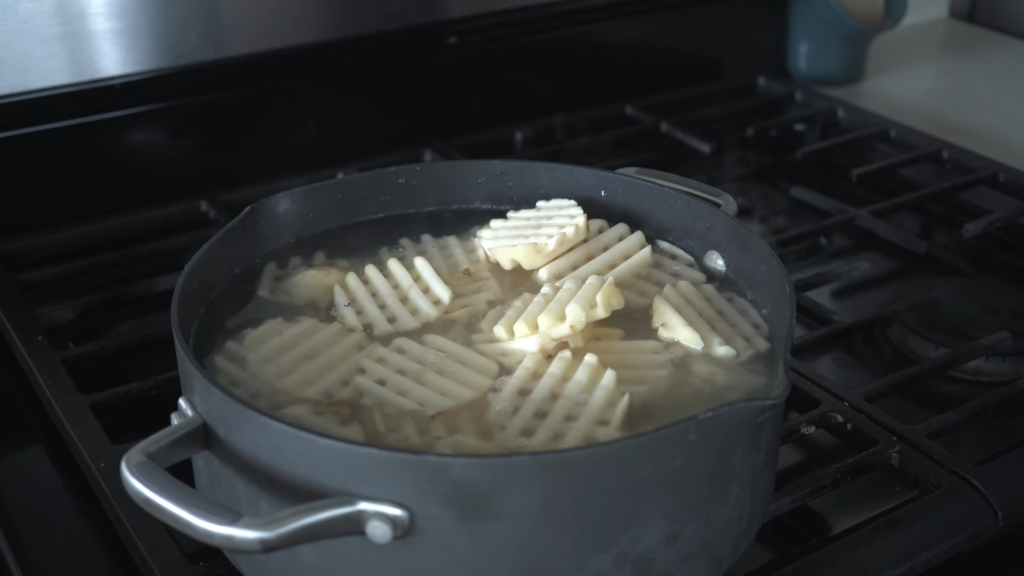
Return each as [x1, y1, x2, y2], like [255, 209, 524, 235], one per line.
[365, 514, 395, 545]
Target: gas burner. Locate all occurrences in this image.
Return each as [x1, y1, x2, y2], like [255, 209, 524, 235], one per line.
[886, 280, 1024, 382]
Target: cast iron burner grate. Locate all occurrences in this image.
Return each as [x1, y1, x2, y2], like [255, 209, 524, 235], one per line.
[2, 77, 1023, 575]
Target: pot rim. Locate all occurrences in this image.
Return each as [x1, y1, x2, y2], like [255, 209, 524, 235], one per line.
[171, 159, 796, 459]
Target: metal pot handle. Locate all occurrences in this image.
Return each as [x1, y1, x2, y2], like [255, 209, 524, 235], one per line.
[615, 167, 738, 217]
[120, 397, 410, 553]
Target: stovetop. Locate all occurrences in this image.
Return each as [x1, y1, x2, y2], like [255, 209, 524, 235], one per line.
[2, 75, 1024, 576]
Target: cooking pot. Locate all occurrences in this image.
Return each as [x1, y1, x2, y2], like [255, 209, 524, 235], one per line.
[121, 161, 794, 576]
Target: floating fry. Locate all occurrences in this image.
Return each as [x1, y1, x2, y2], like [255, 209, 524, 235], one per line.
[476, 199, 588, 270]
[257, 251, 353, 307]
[332, 257, 453, 336]
[652, 281, 771, 359]
[620, 240, 707, 308]
[534, 222, 652, 286]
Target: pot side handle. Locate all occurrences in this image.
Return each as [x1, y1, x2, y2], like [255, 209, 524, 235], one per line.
[120, 397, 411, 553]
[615, 167, 738, 217]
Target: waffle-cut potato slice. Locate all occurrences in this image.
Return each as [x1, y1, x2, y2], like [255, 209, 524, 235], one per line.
[332, 257, 453, 336]
[486, 351, 630, 450]
[379, 234, 502, 321]
[431, 399, 504, 454]
[363, 408, 436, 451]
[476, 199, 588, 270]
[210, 317, 377, 402]
[352, 335, 499, 415]
[652, 281, 771, 359]
[722, 291, 770, 338]
[534, 222, 652, 286]
[620, 240, 707, 308]
[275, 402, 366, 442]
[575, 340, 674, 399]
[471, 307, 566, 369]
[491, 276, 625, 342]
[257, 251, 354, 308]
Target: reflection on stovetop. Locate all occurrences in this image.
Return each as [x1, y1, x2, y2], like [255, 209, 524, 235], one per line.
[2, 76, 1024, 575]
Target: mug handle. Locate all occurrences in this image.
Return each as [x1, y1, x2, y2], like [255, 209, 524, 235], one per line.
[615, 167, 739, 217]
[120, 397, 411, 553]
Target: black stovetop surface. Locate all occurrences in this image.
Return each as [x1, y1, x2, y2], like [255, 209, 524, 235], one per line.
[2, 73, 1024, 575]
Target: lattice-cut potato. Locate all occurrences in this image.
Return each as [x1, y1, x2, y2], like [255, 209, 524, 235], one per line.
[652, 281, 771, 359]
[209, 317, 377, 402]
[432, 399, 504, 454]
[352, 335, 499, 415]
[470, 307, 564, 369]
[722, 291, 770, 339]
[363, 408, 437, 451]
[378, 234, 502, 321]
[486, 350, 630, 450]
[332, 257, 454, 336]
[476, 199, 588, 270]
[275, 402, 366, 443]
[534, 222, 652, 286]
[257, 251, 353, 308]
[575, 340, 674, 400]
[490, 276, 625, 342]
[620, 240, 708, 308]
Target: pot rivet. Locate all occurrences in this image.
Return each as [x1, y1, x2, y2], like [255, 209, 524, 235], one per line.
[703, 250, 726, 276]
[365, 514, 396, 545]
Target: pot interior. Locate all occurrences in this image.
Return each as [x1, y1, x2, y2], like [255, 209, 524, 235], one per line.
[175, 161, 793, 455]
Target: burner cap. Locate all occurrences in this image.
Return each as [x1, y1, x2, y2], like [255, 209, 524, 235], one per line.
[887, 279, 1024, 381]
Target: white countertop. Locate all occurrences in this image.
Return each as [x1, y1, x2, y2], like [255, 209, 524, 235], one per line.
[817, 1, 1024, 172]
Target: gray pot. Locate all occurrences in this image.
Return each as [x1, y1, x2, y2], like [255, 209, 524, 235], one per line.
[121, 162, 794, 576]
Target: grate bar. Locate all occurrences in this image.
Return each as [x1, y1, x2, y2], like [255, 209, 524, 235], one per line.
[659, 121, 715, 155]
[795, 292, 843, 327]
[791, 294, 932, 355]
[766, 444, 890, 521]
[15, 226, 216, 286]
[58, 323, 171, 361]
[789, 185, 979, 275]
[87, 370, 180, 406]
[668, 92, 794, 125]
[858, 331, 1014, 401]
[791, 261, 871, 291]
[35, 271, 179, 328]
[745, 108, 837, 137]
[794, 126, 890, 160]
[849, 148, 943, 182]
[780, 407, 847, 445]
[961, 203, 1024, 238]
[920, 379, 1024, 436]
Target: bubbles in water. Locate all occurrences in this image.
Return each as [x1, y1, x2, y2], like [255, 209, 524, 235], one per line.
[671, 264, 683, 271]
[389, 244, 405, 253]
[601, 190, 607, 196]
[398, 178, 406, 183]
[493, 399, 515, 415]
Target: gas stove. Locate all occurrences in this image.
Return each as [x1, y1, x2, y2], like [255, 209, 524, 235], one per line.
[1, 2, 1023, 575]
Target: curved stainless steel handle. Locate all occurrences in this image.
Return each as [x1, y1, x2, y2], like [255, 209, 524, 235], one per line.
[615, 167, 738, 217]
[120, 397, 410, 553]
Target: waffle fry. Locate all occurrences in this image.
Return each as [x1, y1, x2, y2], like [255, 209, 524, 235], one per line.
[490, 276, 624, 342]
[534, 222, 652, 286]
[722, 291, 770, 338]
[275, 402, 366, 442]
[332, 257, 454, 336]
[619, 240, 707, 308]
[476, 199, 588, 270]
[352, 335, 499, 415]
[256, 251, 353, 307]
[486, 350, 630, 450]
[379, 233, 502, 321]
[652, 281, 771, 359]
[576, 339, 673, 395]
[210, 317, 377, 401]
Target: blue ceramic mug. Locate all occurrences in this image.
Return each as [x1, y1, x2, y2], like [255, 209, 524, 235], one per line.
[788, 0, 907, 85]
